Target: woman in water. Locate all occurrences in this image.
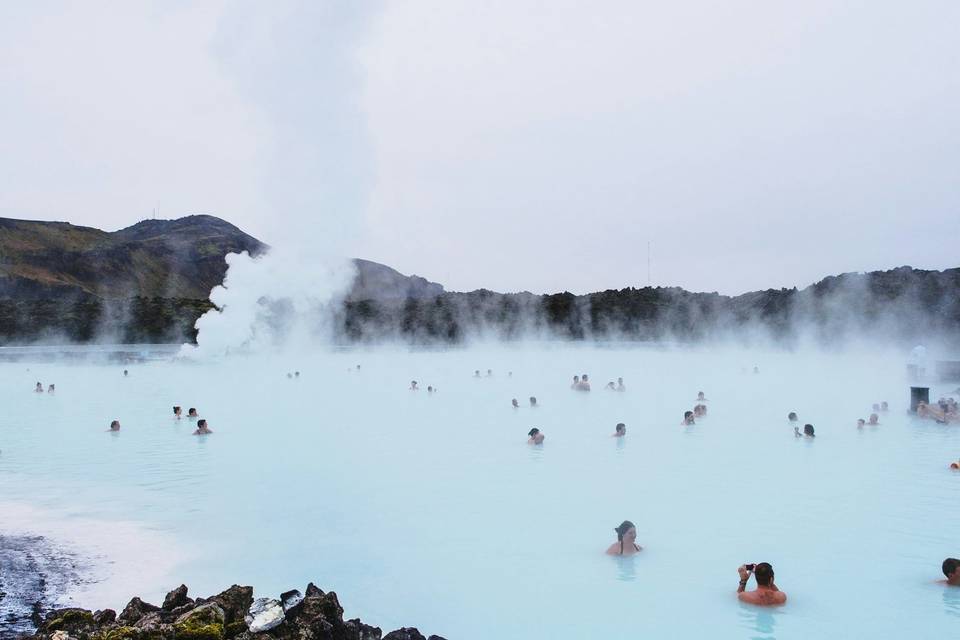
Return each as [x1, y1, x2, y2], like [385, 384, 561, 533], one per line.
[612, 423, 626, 437]
[35, 382, 43, 393]
[173, 406, 182, 420]
[606, 520, 642, 555]
[512, 398, 519, 408]
[527, 428, 545, 445]
[193, 419, 212, 435]
[682, 411, 695, 425]
[47, 384, 55, 394]
[108, 420, 120, 432]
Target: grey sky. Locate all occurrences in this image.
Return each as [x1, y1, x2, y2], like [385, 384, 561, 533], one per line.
[2, 1, 958, 295]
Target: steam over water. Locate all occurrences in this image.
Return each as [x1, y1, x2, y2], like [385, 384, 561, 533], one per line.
[2, 343, 960, 637]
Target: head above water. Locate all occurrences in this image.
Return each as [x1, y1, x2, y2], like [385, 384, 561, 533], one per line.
[857, 418, 865, 426]
[197, 419, 207, 429]
[697, 391, 705, 399]
[615, 423, 626, 434]
[943, 558, 960, 580]
[881, 401, 888, 410]
[512, 398, 519, 407]
[614, 520, 636, 541]
[529, 396, 537, 406]
[804, 424, 815, 436]
[788, 412, 798, 422]
[110, 420, 120, 430]
[754, 562, 775, 586]
[528, 428, 540, 437]
[582, 374, 589, 381]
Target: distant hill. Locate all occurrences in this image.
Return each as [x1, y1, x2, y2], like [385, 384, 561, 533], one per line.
[1, 215, 958, 346]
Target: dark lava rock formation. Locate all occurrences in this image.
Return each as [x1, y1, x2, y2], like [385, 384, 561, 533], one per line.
[25, 582, 448, 640]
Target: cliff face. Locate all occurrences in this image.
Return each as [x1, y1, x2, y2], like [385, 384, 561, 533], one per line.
[1, 215, 958, 346]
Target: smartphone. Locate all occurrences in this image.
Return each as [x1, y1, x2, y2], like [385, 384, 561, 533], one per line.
[744, 564, 755, 571]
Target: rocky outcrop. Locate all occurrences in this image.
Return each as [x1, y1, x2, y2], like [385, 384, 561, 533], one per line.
[25, 583, 444, 640]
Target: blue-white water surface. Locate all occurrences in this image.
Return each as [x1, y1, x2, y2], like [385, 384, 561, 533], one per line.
[2, 344, 959, 638]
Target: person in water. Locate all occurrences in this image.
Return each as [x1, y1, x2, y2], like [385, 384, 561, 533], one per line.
[617, 377, 625, 392]
[47, 384, 55, 394]
[487, 369, 493, 377]
[613, 423, 626, 437]
[949, 460, 959, 470]
[868, 413, 879, 425]
[35, 382, 43, 393]
[173, 406, 182, 419]
[606, 520, 642, 556]
[794, 424, 815, 438]
[193, 419, 212, 435]
[527, 428, 545, 445]
[881, 401, 889, 412]
[474, 370, 481, 378]
[683, 410, 695, 425]
[571, 375, 580, 389]
[872, 403, 881, 413]
[512, 398, 519, 408]
[529, 396, 538, 407]
[295, 371, 300, 378]
[409, 380, 419, 391]
[941, 558, 960, 585]
[693, 404, 705, 418]
[579, 374, 591, 391]
[697, 391, 706, 401]
[188, 408, 198, 419]
[857, 418, 865, 428]
[605, 381, 616, 390]
[787, 412, 798, 424]
[737, 563, 786, 605]
[109, 420, 120, 432]
[287, 373, 293, 379]
[427, 386, 434, 393]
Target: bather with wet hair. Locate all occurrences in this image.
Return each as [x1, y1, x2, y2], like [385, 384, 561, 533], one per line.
[606, 520, 642, 555]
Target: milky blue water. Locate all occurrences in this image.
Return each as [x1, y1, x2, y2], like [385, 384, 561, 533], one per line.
[2, 343, 959, 638]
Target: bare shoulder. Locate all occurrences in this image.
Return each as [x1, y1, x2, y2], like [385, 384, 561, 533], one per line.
[605, 543, 620, 555]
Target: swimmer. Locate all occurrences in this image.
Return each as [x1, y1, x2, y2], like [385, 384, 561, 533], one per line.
[617, 377, 625, 392]
[788, 412, 798, 423]
[950, 460, 959, 470]
[606, 520, 642, 556]
[193, 419, 212, 435]
[410, 380, 419, 391]
[571, 375, 580, 389]
[697, 391, 706, 402]
[427, 386, 434, 393]
[529, 396, 538, 407]
[527, 428, 545, 445]
[868, 413, 879, 425]
[579, 374, 591, 391]
[173, 406, 182, 420]
[872, 403, 880, 413]
[188, 408, 198, 419]
[682, 410, 695, 426]
[287, 373, 293, 379]
[34, 382, 43, 393]
[474, 370, 481, 378]
[693, 404, 705, 418]
[794, 423, 815, 438]
[857, 418, 865, 428]
[357, 364, 361, 370]
[612, 423, 626, 437]
[737, 563, 786, 606]
[753, 366, 760, 374]
[605, 381, 616, 390]
[881, 401, 889, 411]
[295, 371, 300, 378]
[508, 371, 513, 377]
[512, 398, 519, 409]
[487, 369, 493, 377]
[108, 420, 120, 432]
[47, 384, 55, 394]
[123, 370, 129, 377]
[941, 558, 960, 586]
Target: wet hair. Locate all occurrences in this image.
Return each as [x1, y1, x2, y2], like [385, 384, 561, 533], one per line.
[788, 412, 798, 421]
[110, 420, 119, 429]
[573, 375, 579, 381]
[754, 562, 774, 586]
[188, 407, 197, 414]
[943, 558, 960, 578]
[614, 520, 636, 554]
[197, 419, 207, 429]
[804, 424, 815, 436]
[684, 410, 694, 420]
[616, 422, 626, 433]
[428, 386, 434, 392]
[529, 396, 537, 405]
[173, 406, 181, 414]
[528, 428, 540, 437]
[582, 374, 589, 381]
[857, 418, 865, 425]
[512, 398, 519, 406]
[411, 380, 417, 385]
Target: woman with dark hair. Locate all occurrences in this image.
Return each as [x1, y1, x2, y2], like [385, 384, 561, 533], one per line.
[527, 428, 544, 445]
[606, 520, 642, 555]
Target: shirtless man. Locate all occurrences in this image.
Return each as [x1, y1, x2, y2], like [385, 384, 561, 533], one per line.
[737, 563, 786, 606]
[193, 419, 213, 435]
[940, 558, 960, 586]
[527, 428, 545, 445]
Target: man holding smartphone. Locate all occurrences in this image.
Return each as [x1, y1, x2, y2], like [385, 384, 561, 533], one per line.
[737, 563, 787, 606]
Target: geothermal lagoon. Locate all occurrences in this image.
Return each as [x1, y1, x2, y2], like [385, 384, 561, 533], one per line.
[2, 343, 959, 638]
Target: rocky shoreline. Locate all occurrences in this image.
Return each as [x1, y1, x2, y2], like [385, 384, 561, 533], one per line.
[23, 582, 447, 640]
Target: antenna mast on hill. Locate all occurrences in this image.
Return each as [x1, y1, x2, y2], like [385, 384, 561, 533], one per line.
[647, 241, 651, 287]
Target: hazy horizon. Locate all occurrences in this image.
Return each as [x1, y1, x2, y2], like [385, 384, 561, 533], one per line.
[2, 1, 958, 296]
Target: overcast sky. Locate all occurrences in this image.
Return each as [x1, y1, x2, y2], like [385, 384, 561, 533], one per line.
[2, 1, 958, 295]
